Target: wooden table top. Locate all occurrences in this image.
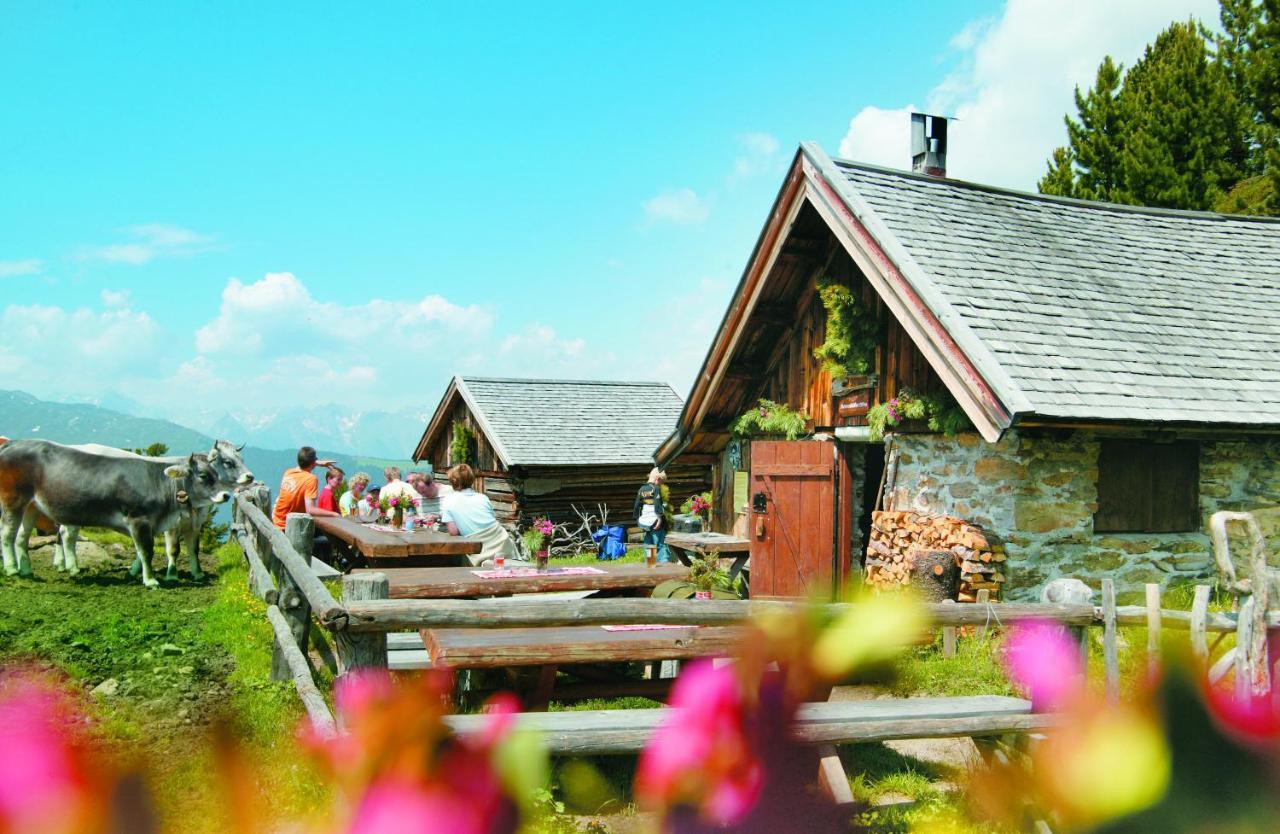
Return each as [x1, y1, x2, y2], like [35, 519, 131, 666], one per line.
[423, 624, 744, 668]
[312, 515, 481, 558]
[358, 562, 688, 599]
[665, 531, 751, 554]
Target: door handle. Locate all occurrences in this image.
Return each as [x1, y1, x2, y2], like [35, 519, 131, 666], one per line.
[755, 517, 766, 539]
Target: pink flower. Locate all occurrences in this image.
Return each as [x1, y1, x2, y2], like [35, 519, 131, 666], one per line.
[0, 675, 99, 833]
[636, 661, 762, 824]
[334, 668, 395, 720]
[388, 497, 399, 508]
[1203, 682, 1280, 746]
[1003, 620, 1084, 711]
[350, 779, 490, 834]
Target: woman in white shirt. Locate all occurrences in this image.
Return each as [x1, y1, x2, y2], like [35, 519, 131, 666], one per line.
[441, 464, 520, 566]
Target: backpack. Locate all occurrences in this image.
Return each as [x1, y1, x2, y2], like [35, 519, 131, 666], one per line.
[592, 525, 628, 560]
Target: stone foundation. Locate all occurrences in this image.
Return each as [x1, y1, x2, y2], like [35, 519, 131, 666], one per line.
[886, 429, 1280, 600]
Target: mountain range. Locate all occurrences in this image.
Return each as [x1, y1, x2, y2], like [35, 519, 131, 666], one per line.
[0, 390, 422, 494]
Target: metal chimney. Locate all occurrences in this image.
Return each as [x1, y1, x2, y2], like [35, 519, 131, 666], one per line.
[911, 113, 947, 177]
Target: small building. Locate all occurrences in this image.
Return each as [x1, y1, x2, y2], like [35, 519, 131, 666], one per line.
[412, 377, 710, 528]
[656, 136, 1280, 600]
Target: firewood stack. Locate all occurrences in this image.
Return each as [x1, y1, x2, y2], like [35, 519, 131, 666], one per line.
[864, 510, 1006, 601]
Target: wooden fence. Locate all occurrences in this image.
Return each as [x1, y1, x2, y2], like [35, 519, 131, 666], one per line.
[229, 492, 1276, 741]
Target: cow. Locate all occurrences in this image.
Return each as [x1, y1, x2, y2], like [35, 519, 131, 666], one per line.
[0, 439, 234, 587]
[56, 440, 252, 581]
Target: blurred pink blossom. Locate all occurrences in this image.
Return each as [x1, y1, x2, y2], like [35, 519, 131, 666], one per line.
[1204, 683, 1280, 746]
[1003, 619, 1083, 710]
[636, 661, 762, 825]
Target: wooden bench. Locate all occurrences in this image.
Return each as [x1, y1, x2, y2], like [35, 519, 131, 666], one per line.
[443, 695, 1048, 755]
[388, 625, 742, 706]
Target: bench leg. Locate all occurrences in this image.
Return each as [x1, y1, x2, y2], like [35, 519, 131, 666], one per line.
[817, 743, 855, 805]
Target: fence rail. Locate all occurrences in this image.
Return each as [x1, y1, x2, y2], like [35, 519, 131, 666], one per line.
[228, 492, 1275, 742]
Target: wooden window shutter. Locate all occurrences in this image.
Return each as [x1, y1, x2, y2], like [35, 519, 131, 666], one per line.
[1095, 440, 1199, 533]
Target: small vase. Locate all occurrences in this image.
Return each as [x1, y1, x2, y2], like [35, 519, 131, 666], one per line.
[536, 549, 549, 571]
[694, 590, 712, 600]
[391, 508, 403, 528]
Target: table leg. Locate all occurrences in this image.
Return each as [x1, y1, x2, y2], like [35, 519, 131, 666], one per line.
[530, 665, 558, 711]
[670, 546, 695, 567]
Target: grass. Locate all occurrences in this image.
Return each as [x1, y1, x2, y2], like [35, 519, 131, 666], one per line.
[549, 547, 645, 567]
[0, 534, 326, 834]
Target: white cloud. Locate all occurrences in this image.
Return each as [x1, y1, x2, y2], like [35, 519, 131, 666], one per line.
[0, 258, 43, 278]
[838, 0, 1219, 189]
[0, 301, 168, 397]
[497, 324, 589, 368]
[643, 188, 710, 225]
[729, 132, 783, 183]
[100, 289, 131, 308]
[195, 272, 493, 357]
[80, 223, 216, 265]
[838, 104, 920, 169]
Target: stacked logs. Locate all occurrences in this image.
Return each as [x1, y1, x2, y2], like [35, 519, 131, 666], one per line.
[864, 510, 1006, 601]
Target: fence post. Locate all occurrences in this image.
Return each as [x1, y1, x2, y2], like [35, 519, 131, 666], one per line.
[975, 588, 991, 639]
[1190, 584, 1211, 664]
[1145, 583, 1161, 677]
[245, 484, 275, 575]
[1102, 578, 1119, 702]
[337, 573, 389, 676]
[941, 599, 957, 658]
[272, 513, 315, 682]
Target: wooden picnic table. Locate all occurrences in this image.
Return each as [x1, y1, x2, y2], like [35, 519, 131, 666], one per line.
[360, 562, 688, 599]
[664, 531, 751, 586]
[312, 515, 481, 568]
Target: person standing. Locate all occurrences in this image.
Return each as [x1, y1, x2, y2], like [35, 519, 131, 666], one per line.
[317, 466, 344, 514]
[634, 467, 672, 562]
[272, 446, 341, 529]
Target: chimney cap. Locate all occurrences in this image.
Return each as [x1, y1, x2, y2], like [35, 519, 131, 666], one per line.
[911, 112, 948, 177]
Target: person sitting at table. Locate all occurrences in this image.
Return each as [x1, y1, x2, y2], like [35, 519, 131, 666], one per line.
[380, 466, 420, 511]
[440, 463, 521, 567]
[339, 472, 371, 516]
[272, 446, 341, 529]
[317, 466, 344, 514]
[409, 470, 450, 521]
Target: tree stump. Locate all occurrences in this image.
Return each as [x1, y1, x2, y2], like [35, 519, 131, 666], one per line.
[909, 549, 960, 602]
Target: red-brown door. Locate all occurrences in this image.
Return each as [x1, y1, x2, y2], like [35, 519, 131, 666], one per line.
[748, 440, 840, 599]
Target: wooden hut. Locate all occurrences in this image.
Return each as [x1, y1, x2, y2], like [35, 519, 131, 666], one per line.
[656, 139, 1280, 600]
[412, 377, 710, 527]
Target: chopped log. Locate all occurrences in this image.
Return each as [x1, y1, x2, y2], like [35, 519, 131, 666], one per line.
[911, 550, 960, 603]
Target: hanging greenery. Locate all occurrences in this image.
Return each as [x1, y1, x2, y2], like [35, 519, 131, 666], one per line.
[450, 420, 474, 465]
[866, 389, 971, 441]
[730, 399, 809, 440]
[812, 274, 879, 379]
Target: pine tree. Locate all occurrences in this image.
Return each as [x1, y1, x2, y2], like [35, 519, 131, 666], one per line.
[1217, 0, 1280, 211]
[1038, 147, 1078, 197]
[1069, 56, 1127, 201]
[1038, 58, 1125, 200]
[1117, 21, 1247, 210]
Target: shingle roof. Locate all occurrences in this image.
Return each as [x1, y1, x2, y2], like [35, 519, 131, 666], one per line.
[456, 377, 683, 466]
[830, 159, 1280, 425]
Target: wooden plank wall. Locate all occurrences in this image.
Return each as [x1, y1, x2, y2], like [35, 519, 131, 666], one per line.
[513, 463, 711, 529]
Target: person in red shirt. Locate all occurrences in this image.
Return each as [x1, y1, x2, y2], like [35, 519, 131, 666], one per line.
[272, 446, 341, 529]
[317, 466, 344, 514]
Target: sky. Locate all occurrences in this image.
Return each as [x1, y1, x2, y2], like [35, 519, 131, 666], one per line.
[0, 0, 1220, 437]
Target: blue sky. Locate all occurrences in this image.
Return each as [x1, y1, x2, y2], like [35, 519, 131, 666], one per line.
[0, 0, 1217, 439]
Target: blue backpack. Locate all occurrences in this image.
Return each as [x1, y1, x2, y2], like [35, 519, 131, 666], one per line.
[592, 525, 628, 560]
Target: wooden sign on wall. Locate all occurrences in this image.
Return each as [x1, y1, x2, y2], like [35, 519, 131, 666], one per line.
[837, 388, 872, 417]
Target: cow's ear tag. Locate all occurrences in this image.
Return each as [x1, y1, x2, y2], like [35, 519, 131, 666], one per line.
[164, 465, 189, 479]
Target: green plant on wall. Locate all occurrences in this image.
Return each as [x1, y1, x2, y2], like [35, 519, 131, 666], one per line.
[866, 389, 971, 441]
[812, 274, 879, 378]
[730, 399, 808, 440]
[450, 420, 475, 465]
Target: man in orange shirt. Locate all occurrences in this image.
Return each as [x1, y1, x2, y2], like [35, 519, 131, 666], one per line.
[273, 446, 342, 529]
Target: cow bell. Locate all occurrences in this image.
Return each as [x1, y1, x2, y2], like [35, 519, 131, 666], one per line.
[176, 490, 190, 505]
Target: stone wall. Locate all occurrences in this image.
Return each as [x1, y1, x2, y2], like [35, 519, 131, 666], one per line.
[885, 429, 1280, 600]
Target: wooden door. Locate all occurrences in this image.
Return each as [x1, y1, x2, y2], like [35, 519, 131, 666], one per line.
[749, 440, 839, 599]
